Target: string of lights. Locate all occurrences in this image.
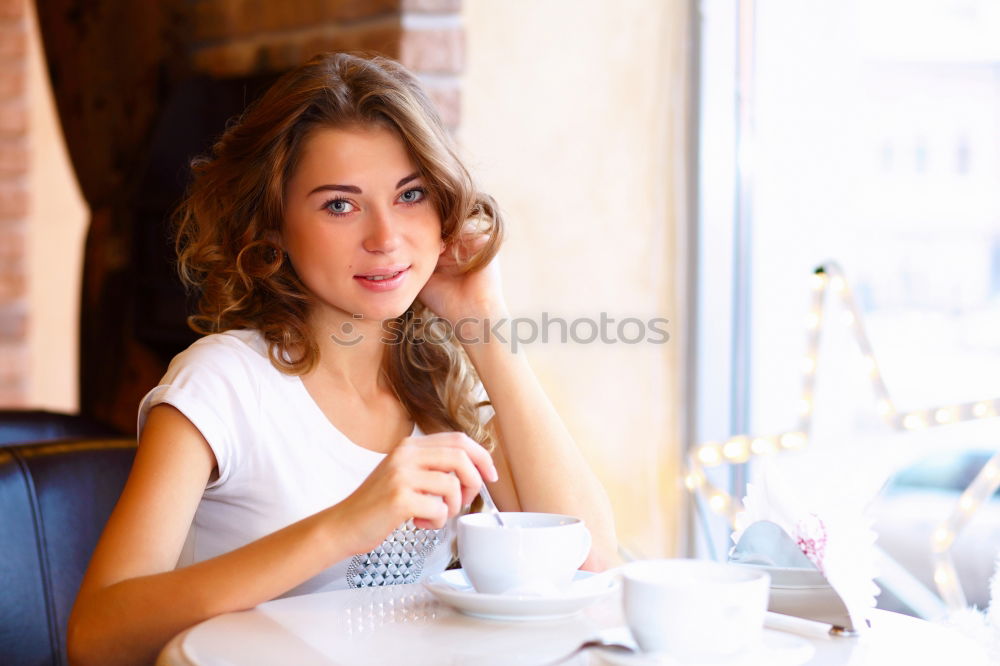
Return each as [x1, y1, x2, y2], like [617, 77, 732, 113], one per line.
[930, 451, 1000, 609]
[685, 262, 999, 605]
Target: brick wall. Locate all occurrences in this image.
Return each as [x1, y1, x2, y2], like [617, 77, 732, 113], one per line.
[0, 0, 27, 406]
[189, 0, 463, 126]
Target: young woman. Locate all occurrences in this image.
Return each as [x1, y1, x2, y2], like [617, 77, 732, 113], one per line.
[68, 52, 618, 665]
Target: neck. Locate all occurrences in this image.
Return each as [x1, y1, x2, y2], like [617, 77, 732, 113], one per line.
[304, 306, 396, 398]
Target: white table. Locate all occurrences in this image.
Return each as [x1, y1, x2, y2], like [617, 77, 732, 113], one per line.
[158, 583, 990, 665]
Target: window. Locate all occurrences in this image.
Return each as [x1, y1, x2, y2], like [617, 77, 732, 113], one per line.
[696, 0, 1000, 613]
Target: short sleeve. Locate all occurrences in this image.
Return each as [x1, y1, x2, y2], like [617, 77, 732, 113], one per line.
[136, 336, 260, 489]
[473, 380, 495, 425]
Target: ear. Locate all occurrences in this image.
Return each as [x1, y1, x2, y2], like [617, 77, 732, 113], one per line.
[439, 239, 447, 255]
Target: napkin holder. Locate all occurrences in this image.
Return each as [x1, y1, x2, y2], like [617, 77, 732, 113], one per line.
[728, 520, 857, 634]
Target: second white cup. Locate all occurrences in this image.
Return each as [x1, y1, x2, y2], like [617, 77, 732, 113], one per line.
[622, 559, 770, 660]
[457, 512, 591, 595]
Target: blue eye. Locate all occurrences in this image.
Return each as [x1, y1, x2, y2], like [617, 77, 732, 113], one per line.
[324, 198, 356, 216]
[399, 188, 426, 204]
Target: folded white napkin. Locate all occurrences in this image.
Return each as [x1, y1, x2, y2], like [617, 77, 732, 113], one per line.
[732, 459, 880, 631]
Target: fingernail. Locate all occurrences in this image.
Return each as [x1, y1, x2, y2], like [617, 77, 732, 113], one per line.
[490, 467, 499, 483]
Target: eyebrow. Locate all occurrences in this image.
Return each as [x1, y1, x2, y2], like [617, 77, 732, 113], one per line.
[307, 172, 420, 197]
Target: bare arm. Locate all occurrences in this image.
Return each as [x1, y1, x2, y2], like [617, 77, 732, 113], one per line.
[68, 404, 496, 666]
[418, 227, 619, 570]
[467, 324, 620, 571]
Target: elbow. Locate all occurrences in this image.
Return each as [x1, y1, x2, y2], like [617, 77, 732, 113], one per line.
[66, 612, 95, 666]
[66, 603, 114, 666]
[68, 588, 193, 666]
[583, 511, 620, 572]
[581, 547, 621, 572]
[581, 532, 622, 572]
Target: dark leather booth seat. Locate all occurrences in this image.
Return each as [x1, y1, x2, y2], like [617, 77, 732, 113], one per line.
[0, 410, 121, 447]
[0, 438, 136, 666]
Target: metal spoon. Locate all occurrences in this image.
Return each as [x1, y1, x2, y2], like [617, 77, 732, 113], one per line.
[478, 483, 505, 527]
[542, 638, 637, 665]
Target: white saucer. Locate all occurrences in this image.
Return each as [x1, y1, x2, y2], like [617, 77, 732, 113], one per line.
[731, 563, 829, 589]
[593, 629, 815, 666]
[422, 569, 617, 621]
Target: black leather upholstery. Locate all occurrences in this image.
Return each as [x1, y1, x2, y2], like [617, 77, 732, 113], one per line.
[0, 410, 120, 447]
[0, 438, 136, 666]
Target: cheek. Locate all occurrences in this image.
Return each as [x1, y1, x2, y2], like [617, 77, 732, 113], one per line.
[421, 226, 445, 264]
[288, 221, 349, 256]
[399, 210, 442, 254]
[420, 212, 444, 249]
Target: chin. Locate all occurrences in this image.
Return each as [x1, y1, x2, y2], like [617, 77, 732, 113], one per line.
[359, 299, 418, 323]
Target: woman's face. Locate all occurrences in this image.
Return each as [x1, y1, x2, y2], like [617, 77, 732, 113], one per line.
[282, 124, 443, 323]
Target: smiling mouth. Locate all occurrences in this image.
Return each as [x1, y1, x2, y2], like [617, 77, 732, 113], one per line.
[360, 270, 404, 282]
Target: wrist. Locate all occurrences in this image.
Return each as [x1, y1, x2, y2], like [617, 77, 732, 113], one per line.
[459, 318, 535, 374]
[450, 301, 508, 342]
[453, 299, 509, 326]
[455, 313, 509, 350]
[317, 504, 363, 561]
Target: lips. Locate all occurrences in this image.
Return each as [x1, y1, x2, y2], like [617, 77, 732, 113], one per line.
[354, 265, 409, 279]
[358, 269, 403, 282]
[353, 265, 410, 291]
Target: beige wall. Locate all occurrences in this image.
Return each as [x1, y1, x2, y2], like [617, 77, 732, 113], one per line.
[26, 4, 88, 412]
[460, 0, 691, 556]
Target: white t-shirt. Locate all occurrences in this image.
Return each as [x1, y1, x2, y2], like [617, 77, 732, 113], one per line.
[136, 328, 493, 597]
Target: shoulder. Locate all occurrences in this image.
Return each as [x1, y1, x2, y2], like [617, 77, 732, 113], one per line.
[137, 329, 271, 439]
[137, 330, 277, 485]
[172, 329, 270, 368]
[159, 329, 278, 387]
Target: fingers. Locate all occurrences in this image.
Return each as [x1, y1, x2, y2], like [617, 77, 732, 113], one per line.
[403, 432, 498, 485]
[411, 470, 462, 518]
[406, 487, 452, 530]
[415, 448, 486, 507]
[443, 224, 490, 265]
[394, 446, 482, 507]
[455, 228, 489, 254]
[375, 432, 499, 531]
[413, 516, 442, 531]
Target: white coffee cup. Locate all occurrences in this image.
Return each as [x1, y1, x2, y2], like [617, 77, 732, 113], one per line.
[457, 512, 591, 595]
[622, 559, 770, 660]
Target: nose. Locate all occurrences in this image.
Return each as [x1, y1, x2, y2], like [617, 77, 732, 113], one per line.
[362, 205, 400, 254]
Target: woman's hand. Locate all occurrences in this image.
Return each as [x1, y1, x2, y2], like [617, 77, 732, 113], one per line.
[332, 432, 499, 554]
[419, 222, 508, 330]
